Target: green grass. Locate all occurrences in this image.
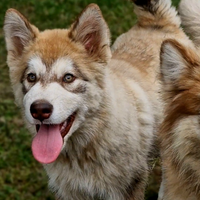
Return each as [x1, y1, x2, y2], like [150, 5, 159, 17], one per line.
[0, 0, 180, 199]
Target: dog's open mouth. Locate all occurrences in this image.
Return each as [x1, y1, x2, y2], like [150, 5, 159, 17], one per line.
[32, 112, 76, 164]
[35, 112, 76, 138]
[60, 112, 76, 138]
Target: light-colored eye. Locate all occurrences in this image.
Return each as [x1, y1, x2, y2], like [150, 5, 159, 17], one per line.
[63, 73, 75, 83]
[27, 73, 37, 82]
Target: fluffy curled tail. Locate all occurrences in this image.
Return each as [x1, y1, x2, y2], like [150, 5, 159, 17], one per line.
[132, 0, 180, 28]
[179, 0, 200, 47]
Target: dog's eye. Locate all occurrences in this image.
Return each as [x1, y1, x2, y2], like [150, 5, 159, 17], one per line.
[63, 74, 75, 83]
[27, 73, 37, 82]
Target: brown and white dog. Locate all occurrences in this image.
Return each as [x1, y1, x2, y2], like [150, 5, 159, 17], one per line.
[158, 0, 200, 199]
[3, 0, 191, 199]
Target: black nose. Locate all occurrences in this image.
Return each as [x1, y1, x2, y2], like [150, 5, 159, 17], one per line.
[30, 100, 53, 122]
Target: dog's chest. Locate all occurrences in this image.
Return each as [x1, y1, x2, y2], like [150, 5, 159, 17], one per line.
[44, 160, 104, 199]
[44, 124, 148, 200]
[44, 149, 130, 200]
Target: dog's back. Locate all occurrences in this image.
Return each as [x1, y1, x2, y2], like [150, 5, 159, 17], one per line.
[112, 0, 191, 134]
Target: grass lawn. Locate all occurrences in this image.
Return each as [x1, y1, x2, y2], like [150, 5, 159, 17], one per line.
[0, 0, 180, 199]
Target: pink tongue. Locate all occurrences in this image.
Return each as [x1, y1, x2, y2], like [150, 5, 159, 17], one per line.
[31, 124, 63, 164]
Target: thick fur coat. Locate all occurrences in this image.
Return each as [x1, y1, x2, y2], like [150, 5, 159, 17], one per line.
[3, 0, 192, 199]
[158, 0, 200, 199]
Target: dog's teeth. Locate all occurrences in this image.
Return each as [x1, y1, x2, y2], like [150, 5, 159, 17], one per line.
[61, 120, 67, 132]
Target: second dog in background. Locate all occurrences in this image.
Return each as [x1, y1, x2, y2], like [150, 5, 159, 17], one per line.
[159, 0, 200, 199]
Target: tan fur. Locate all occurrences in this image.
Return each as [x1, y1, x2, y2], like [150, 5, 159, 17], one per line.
[159, 40, 200, 199]
[4, 0, 192, 199]
[179, 0, 200, 48]
[158, 0, 200, 199]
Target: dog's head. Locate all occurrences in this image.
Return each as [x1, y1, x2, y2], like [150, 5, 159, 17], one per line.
[4, 4, 111, 164]
[160, 39, 200, 131]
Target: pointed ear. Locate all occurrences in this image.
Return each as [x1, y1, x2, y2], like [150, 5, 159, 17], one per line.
[68, 4, 111, 62]
[160, 39, 190, 86]
[3, 9, 39, 56]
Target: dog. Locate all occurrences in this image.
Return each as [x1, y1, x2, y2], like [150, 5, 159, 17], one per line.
[158, 0, 200, 199]
[179, 0, 200, 49]
[3, 0, 190, 199]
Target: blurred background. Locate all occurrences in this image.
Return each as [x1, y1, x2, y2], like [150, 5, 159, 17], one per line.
[0, 0, 180, 199]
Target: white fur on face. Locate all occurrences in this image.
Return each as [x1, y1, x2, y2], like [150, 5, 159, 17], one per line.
[23, 81, 88, 140]
[27, 56, 47, 76]
[27, 56, 75, 80]
[23, 82, 79, 124]
[23, 56, 90, 140]
[51, 57, 74, 79]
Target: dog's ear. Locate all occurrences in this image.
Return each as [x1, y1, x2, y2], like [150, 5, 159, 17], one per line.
[69, 4, 111, 62]
[160, 39, 200, 98]
[4, 9, 39, 56]
[160, 39, 194, 86]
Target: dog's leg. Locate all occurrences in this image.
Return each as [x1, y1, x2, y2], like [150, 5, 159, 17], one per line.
[157, 177, 164, 200]
[125, 171, 148, 200]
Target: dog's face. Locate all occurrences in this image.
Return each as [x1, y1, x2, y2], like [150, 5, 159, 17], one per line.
[160, 39, 200, 127]
[4, 4, 111, 164]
